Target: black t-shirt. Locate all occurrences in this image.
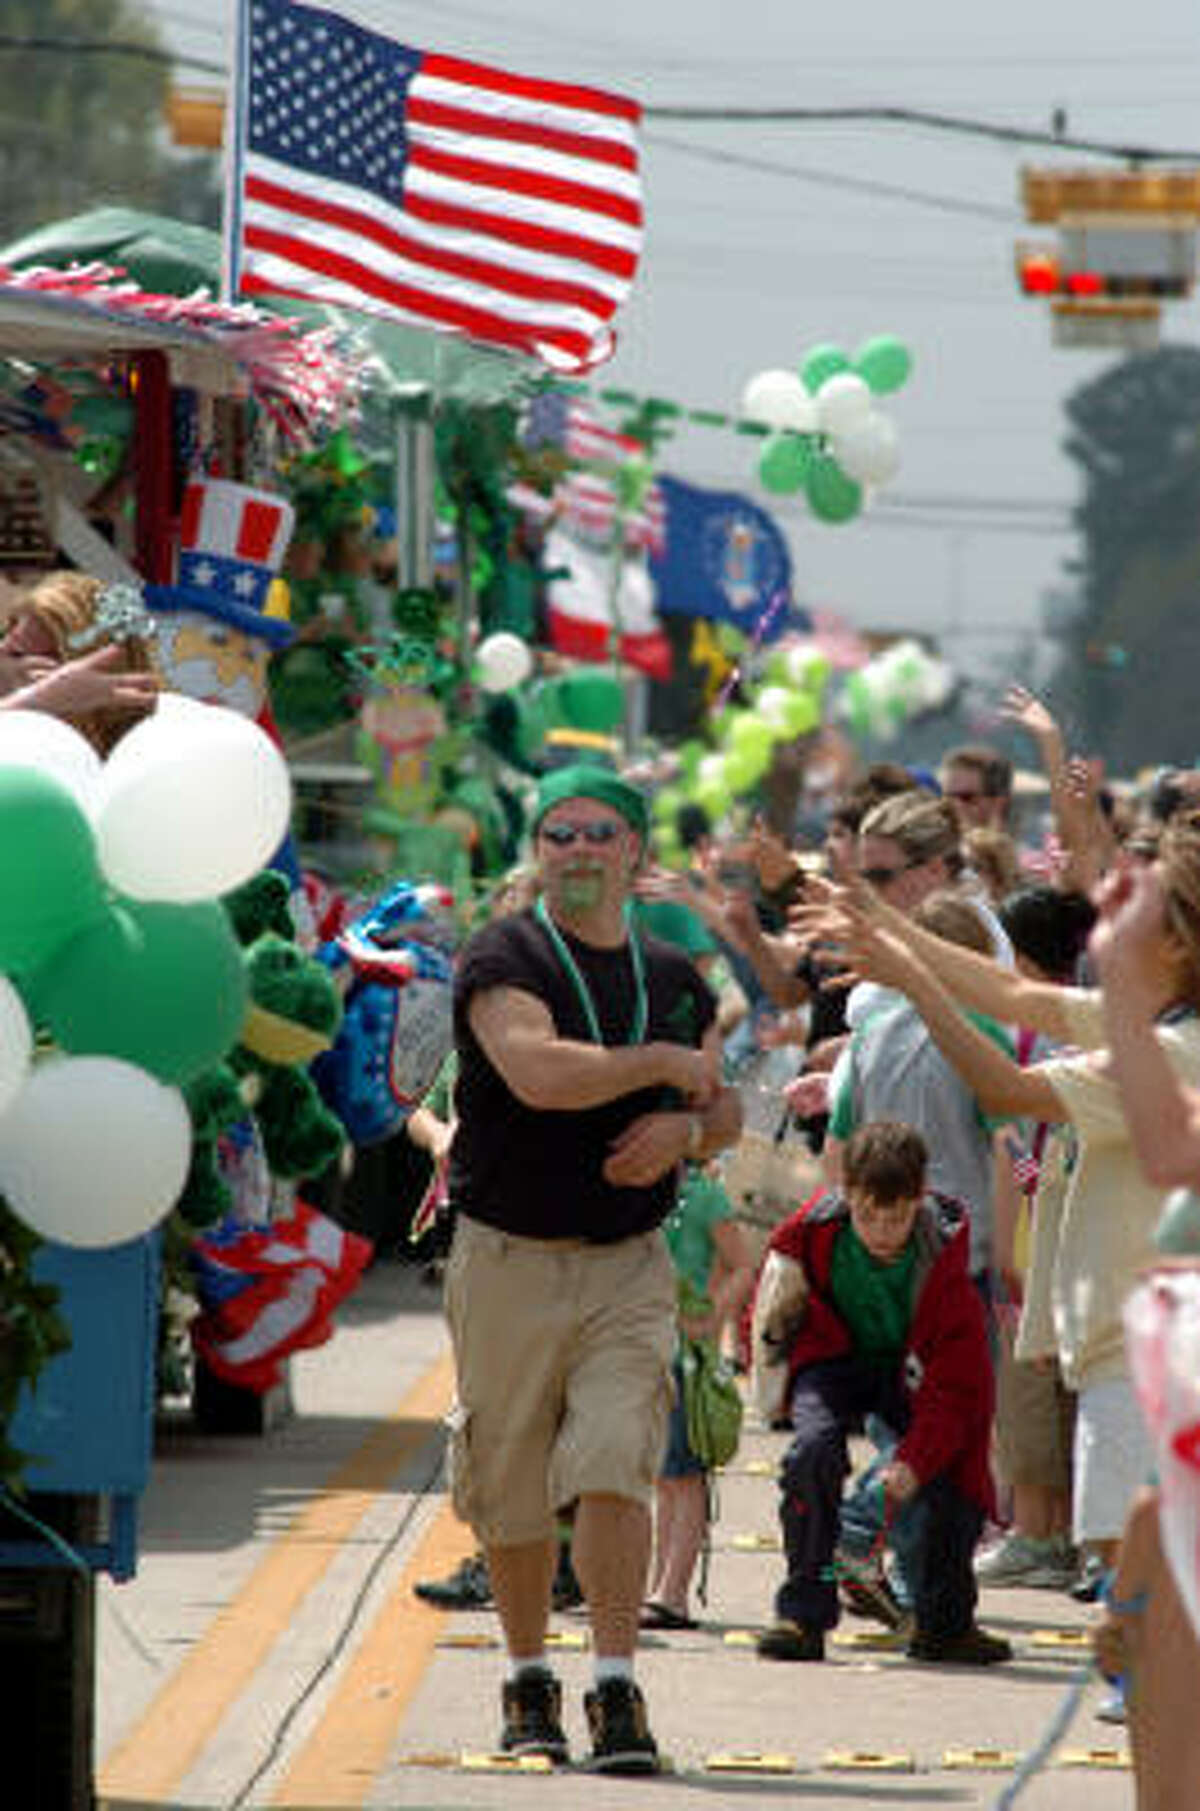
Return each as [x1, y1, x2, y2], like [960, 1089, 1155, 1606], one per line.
[449, 906, 716, 1243]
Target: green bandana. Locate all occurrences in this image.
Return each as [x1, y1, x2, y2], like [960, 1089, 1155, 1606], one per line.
[531, 764, 648, 842]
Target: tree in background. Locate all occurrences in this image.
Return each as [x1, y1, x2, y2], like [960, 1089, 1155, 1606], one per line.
[0, 1, 178, 242]
[1053, 346, 1200, 774]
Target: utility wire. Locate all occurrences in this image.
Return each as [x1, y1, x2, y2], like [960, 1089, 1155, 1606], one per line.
[0, 36, 1198, 165]
[643, 103, 1200, 165]
[646, 133, 1017, 222]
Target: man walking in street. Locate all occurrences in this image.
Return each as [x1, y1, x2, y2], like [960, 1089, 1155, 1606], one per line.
[443, 764, 742, 1772]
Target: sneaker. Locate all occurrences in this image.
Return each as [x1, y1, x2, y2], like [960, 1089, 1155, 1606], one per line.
[1071, 1554, 1109, 1603]
[975, 1531, 1076, 1589]
[413, 1552, 492, 1609]
[1095, 1684, 1128, 1725]
[908, 1623, 1012, 1666]
[837, 1553, 909, 1630]
[499, 1668, 569, 1763]
[583, 1677, 660, 1774]
[756, 1619, 826, 1661]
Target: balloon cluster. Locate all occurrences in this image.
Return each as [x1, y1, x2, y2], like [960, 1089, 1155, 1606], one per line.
[651, 645, 832, 851]
[0, 700, 291, 1250]
[742, 335, 912, 524]
[839, 638, 955, 743]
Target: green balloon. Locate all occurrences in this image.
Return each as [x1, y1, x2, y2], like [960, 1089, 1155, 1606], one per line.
[781, 691, 820, 737]
[558, 670, 625, 733]
[33, 898, 248, 1084]
[806, 454, 863, 525]
[0, 768, 106, 974]
[800, 344, 851, 395]
[853, 334, 913, 395]
[758, 432, 811, 495]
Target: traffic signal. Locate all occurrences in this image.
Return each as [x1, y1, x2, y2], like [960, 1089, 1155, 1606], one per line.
[1016, 243, 1190, 300]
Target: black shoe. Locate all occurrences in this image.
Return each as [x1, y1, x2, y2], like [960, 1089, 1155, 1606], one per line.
[413, 1552, 492, 1609]
[584, 1677, 660, 1773]
[907, 1623, 1012, 1666]
[756, 1619, 826, 1661]
[500, 1668, 569, 1763]
[551, 1546, 585, 1611]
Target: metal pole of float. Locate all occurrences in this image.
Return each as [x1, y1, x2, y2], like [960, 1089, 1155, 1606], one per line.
[392, 383, 434, 592]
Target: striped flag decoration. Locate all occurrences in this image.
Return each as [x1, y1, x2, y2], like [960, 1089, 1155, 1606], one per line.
[228, 0, 644, 373]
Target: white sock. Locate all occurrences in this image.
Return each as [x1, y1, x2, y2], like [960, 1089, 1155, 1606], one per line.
[509, 1653, 548, 1680]
[593, 1655, 634, 1685]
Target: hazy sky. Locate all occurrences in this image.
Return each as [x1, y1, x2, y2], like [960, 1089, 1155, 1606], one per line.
[145, 0, 1200, 684]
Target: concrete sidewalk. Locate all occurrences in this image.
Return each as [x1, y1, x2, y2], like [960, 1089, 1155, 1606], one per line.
[96, 1256, 1135, 1810]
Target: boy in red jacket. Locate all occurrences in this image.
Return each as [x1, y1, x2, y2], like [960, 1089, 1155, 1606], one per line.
[755, 1120, 1009, 1665]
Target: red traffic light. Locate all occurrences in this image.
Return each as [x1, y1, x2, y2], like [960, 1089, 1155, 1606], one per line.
[1018, 250, 1060, 294]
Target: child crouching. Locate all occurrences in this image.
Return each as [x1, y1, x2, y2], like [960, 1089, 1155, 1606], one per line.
[754, 1120, 1009, 1665]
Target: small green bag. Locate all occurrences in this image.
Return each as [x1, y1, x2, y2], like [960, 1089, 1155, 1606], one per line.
[679, 1335, 744, 1471]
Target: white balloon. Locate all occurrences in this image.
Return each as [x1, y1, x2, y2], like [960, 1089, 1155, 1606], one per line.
[832, 412, 901, 486]
[0, 978, 31, 1117]
[476, 631, 533, 693]
[92, 704, 292, 901]
[815, 372, 873, 438]
[756, 685, 792, 725]
[0, 1056, 191, 1248]
[740, 369, 818, 433]
[0, 712, 103, 810]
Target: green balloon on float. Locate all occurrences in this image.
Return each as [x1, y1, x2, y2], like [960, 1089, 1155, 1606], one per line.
[558, 669, 625, 733]
[0, 767, 106, 974]
[677, 740, 706, 783]
[800, 344, 851, 395]
[723, 743, 768, 793]
[653, 785, 684, 823]
[781, 691, 820, 737]
[33, 898, 248, 1085]
[758, 431, 811, 495]
[806, 454, 863, 525]
[853, 334, 912, 395]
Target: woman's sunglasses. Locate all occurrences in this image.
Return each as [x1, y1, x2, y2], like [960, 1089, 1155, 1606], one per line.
[540, 821, 622, 847]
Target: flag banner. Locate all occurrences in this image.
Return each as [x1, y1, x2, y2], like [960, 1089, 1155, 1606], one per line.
[523, 389, 642, 463]
[544, 527, 671, 678]
[649, 475, 797, 640]
[229, 0, 643, 372]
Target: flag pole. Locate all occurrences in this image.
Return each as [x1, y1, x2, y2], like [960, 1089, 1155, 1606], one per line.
[220, 0, 251, 306]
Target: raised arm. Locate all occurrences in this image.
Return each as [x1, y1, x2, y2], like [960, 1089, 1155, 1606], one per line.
[1092, 863, 1200, 1187]
[794, 875, 1074, 1040]
[838, 911, 1065, 1121]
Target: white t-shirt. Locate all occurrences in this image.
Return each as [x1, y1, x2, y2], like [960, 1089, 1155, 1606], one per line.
[1038, 992, 1200, 1388]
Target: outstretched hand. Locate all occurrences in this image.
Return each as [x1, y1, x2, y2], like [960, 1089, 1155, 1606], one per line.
[5, 645, 161, 719]
[997, 682, 1059, 745]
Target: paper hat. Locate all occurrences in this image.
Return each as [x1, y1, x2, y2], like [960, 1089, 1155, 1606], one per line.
[146, 478, 296, 647]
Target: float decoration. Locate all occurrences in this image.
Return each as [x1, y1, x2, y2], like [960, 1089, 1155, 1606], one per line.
[742, 334, 912, 526]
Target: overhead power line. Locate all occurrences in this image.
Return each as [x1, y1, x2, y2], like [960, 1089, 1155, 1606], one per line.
[0, 37, 1198, 165]
[642, 103, 1200, 165]
[646, 133, 1016, 222]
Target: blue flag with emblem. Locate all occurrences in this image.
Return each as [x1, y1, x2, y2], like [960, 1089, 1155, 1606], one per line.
[648, 476, 803, 641]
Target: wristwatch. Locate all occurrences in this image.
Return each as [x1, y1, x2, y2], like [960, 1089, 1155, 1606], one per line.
[686, 1113, 705, 1160]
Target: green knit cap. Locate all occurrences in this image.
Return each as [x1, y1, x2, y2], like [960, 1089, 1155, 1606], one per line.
[531, 763, 649, 841]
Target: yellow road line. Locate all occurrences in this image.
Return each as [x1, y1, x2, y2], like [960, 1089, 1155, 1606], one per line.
[98, 1349, 456, 1805]
[270, 1498, 474, 1806]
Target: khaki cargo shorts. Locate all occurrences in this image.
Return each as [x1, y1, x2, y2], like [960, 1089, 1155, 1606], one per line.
[443, 1215, 676, 1546]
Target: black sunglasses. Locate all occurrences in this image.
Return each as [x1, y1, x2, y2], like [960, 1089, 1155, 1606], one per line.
[860, 863, 912, 887]
[540, 821, 622, 847]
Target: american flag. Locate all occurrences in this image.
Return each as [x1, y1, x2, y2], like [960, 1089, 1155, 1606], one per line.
[524, 389, 643, 463]
[228, 0, 644, 373]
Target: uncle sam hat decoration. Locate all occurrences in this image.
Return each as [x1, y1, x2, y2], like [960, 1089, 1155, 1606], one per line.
[146, 477, 296, 647]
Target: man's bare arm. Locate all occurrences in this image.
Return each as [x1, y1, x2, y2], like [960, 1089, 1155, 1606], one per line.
[468, 986, 719, 1112]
